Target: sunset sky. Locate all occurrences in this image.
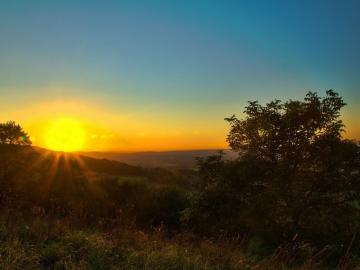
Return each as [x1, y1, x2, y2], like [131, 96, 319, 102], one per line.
[1, 1, 359, 151]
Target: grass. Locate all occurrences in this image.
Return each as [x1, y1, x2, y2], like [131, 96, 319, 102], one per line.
[0, 216, 243, 270]
[0, 215, 347, 270]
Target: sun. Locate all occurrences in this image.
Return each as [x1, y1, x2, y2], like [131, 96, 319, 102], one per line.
[44, 118, 85, 152]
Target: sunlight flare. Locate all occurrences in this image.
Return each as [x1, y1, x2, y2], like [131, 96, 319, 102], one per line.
[44, 118, 85, 152]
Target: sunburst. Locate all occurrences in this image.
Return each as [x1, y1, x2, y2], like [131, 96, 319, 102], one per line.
[44, 118, 85, 152]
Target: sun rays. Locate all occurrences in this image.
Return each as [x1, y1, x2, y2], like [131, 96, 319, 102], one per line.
[14, 148, 93, 196]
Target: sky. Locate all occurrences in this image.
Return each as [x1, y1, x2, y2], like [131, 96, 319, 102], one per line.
[0, 0, 359, 151]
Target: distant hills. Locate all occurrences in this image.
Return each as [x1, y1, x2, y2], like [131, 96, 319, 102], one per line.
[0, 145, 174, 183]
[78, 149, 237, 170]
[1, 145, 237, 180]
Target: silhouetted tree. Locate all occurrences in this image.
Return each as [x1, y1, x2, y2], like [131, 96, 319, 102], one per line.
[0, 121, 31, 145]
[189, 90, 360, 250]
[225, 90, 346, 164]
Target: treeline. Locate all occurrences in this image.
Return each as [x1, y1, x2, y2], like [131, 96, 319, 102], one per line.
[0, 90, 359, 267]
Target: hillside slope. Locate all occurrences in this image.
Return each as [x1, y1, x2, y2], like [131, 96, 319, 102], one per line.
[80, 149, 237, 170]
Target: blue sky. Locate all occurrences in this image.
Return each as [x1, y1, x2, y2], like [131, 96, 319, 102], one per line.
[0, 0, 359, 150]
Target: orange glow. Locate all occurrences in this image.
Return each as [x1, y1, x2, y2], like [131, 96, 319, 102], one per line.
[44, 118, 85, 152]
[1, 97, 359, 151]
[2, 99, 228, 152]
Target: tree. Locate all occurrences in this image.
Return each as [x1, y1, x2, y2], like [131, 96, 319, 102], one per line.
[225, 90, 346, 164]
[189, 90, 360, 249]
[0, 121, 31, 145]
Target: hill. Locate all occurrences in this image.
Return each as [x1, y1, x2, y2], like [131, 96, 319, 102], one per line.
[79, 149, 237, 170]
[0, 144, 174, 181]
[0, 145, 252, 270]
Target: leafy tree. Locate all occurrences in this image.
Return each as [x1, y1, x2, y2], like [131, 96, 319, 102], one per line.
[0, 121, 31, 145]
[225, 90, 346, 164]
[189, 90, 360, 249]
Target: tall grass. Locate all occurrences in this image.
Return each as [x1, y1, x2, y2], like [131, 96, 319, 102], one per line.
[0, 215, 351, 270]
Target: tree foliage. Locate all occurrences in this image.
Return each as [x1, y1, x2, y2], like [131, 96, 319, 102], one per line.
[225, 90, 346, 162]
[0, 121, 31, 145]
[190, 90, 360, 250]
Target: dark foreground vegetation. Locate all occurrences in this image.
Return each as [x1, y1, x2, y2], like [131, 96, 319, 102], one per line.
[0, 90, 359, 269]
